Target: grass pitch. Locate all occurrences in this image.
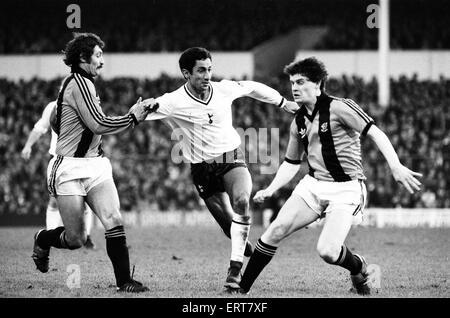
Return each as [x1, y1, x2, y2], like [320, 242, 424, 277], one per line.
[0, 225, 449, 298]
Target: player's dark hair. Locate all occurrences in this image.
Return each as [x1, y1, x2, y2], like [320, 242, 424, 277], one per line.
[63, 33, 105, 67]
[284, 57, 328, 91]
[179, 47, 212, 74]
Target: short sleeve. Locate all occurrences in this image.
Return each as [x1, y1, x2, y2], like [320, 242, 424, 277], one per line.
[284, 119, 303, 163]
[146, 93, 173, 121]
[333, 99, 374, 136]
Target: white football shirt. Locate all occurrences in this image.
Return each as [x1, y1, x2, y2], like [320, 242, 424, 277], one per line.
[145, 79, 283, 163]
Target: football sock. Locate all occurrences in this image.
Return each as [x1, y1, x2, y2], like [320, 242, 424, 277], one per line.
[230, 214, 251, 263]
[220, 219, 253, 256]
[45, 204, 63, 230]
[37, 226, 70, 249]
[105, 225, 131, 287]
[333, 245, 363, 275]
[240, 238, 277, 292]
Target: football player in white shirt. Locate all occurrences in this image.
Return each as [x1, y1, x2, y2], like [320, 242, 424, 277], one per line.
[144, 47, 299, 290]
[21, 100, 96, 249]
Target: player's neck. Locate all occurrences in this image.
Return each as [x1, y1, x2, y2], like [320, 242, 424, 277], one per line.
[186, 83, 210, 101]
[304, 99, 317, 113]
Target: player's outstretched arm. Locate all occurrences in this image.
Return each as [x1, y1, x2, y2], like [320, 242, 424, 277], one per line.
[128, 97, 158, 122]
[253, 161, 301, 203]
[282, 101, 300, 114]
[366, 124, 422, 194]
[239, 80, 299, 114]
[255, 119, 305, 203]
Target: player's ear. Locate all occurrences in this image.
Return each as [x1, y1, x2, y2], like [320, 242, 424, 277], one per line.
[79, 53, 88, 64]
[315, 81, 321, 95]
[181, 69, 190, 80]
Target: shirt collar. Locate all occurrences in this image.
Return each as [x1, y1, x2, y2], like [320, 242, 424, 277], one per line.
[71, 65, 95, 84]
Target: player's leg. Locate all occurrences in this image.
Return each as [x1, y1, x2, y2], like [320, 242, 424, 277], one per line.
[55, 195, 88, 247]
[83, 204, 96, 249]
[32, 194, 86, 273]
[238, 193, 319, 293]
[316, 205, 370, 294]
[37, 195, 86, 250]
[45, 196, 63, 230]
[222, 166, 252, 288]
[85, 178, 148, 292]
[203, 192, 253, 256]
[204, 192, 233, 236]
[316, 206, 354, 265]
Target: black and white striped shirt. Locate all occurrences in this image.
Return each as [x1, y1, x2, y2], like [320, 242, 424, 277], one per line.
[54, 66, 135, 157]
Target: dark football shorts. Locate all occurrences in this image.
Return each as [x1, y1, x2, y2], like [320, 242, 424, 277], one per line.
[190, 148, 248, 199]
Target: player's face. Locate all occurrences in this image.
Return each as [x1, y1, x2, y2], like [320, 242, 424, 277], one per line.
[186, 59, 212, 94]
[85, 45, 104, 77]
[289, 74, 320, 106]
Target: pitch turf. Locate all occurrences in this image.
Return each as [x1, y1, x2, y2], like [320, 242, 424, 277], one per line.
[0, 225, 449, 298]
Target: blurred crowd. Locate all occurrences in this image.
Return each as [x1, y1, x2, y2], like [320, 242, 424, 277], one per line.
[1, 0, 448, 53]
[1, 74, 449, 217]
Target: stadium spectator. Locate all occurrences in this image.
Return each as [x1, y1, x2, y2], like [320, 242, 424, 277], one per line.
[1, 74, 448, 218]
[1, 0, 448, 53]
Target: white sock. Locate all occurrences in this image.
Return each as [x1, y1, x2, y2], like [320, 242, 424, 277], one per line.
[84, 206, 93, 236]
[230, 213, 251, 264]
[46, 203, 63, 230]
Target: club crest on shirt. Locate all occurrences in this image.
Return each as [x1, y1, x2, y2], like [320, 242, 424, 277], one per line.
[299, 128, 307, 138]
[320, 122, 328, 133]
[207, 113, 214, 124]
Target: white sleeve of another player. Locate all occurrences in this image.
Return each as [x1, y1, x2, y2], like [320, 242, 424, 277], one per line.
[145, 93, 173, 121]
[33, 101, 56, 135]
[221, 80, 285, 106]
[218, 79, 253, 99]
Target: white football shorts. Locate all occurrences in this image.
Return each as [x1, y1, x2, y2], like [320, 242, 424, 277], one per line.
[47, 155, 113, 196]
[292, 174, 367, 219]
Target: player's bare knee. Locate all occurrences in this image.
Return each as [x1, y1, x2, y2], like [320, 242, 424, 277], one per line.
[231, 193, 250, 213]
[267, 222, 289, 244]
[316, 242, 340, 264]
[101, 211, 123, 228]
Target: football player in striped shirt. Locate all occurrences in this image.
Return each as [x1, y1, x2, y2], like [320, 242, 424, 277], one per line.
[144, 47, 298, 290]
[234, 57, 422, 295]
[22, 100, 96, 249]
[31, 33, 157, 293]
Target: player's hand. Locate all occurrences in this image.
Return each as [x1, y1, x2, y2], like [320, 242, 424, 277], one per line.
[253, 188, 274, 204]
[21, 146, 32, 160]
[142, 98, 159, 113]
[281, 101, 300, 114]
[391, 164, 422, 194]
[129, 97, 151, 122]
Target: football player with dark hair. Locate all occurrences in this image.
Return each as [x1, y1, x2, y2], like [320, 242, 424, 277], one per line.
[144, 47, 299, 291]
[31, 33, 158, 293]
[233, 57, 422, 295]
